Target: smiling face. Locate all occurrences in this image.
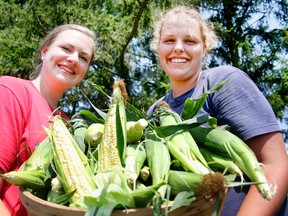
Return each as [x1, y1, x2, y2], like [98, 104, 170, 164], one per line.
[159, 13, 206, 87]
[40, 29, 94, 91]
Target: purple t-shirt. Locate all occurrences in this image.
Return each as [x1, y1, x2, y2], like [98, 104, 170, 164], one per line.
[147, 65, 287, 215]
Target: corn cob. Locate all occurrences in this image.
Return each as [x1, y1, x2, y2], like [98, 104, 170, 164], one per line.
[155, 104, 211, 175]
[1, 137, 53, 190]
[168, 170, 203, 197]
[47, 115, 97, 204]
[125, 143, 147, 189]
[144, 128, 171, 199]
[190, 126, 276, 201]
[199, 147, 243, 180]
[139, 165, 150, 182]
[24, 137, 53, 171]
[126, 119, 148, 143]
[98, 79, 128, 172]
[1, 169, 46, 189]
[85, 123, 104, 147]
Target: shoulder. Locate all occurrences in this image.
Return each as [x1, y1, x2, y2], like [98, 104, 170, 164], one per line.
[0, 76, 36, 110]
[201, 65, 249, 84]
[0, 76, 33, 92]
[196, 65, 256, 95]
[147, 96, 166, 117]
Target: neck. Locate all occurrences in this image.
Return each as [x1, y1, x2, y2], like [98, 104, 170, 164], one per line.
[170, 74, 201, 98]
[31, 77, 63, 110]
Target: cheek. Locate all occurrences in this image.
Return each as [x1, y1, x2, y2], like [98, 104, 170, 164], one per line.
[79, 63, 89, 75]
[159, 44, 172, 56]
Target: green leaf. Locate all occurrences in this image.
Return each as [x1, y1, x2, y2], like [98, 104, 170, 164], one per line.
[152, 114, 213, 138]
[85, 204, 117, 216]
[76, 109, 105, 125]
[169, 191, 196, 212]
[47, 190, 75, 205]
[182, 79, 230, 120]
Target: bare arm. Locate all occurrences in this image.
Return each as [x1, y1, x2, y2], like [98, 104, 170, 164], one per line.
[0, 168, 11, 216]
[237, 132, 288, 216]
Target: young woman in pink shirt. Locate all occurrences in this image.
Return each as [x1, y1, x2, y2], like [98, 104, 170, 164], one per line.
[0, 24, 97, 216]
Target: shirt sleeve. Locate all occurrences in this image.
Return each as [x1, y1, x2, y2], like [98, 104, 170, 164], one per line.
[208, 69, 280, 141]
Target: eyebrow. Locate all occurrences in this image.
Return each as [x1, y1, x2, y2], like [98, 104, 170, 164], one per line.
[63, 42, 91, 57]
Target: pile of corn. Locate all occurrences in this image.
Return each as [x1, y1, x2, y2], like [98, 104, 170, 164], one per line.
[1, 80, 276, 215]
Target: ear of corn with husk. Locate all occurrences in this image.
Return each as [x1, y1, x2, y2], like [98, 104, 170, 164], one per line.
[126, 119, 148, 143]
[97, 80, 127, 172]
[190, 126, 276, 201]
[199, 147, 243, 180]
[1, 137, 53, 190]
[144, 128, 171, 200]
[155, 103, 211, 175]
[125, 143, 147, 189]
[46, 115, 97, 204]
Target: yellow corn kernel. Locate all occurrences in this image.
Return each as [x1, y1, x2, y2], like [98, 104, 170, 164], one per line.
[49, 116, 97, 203]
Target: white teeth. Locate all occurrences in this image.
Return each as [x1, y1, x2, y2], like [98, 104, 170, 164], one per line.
[60, 66, 74, 74]
[171, 58, 187, 63]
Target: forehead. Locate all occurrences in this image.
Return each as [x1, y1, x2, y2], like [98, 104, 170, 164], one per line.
[161, 13, 201, 37]
[53, 30, 94, 54]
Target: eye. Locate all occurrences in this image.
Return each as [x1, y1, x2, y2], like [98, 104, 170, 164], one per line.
[185, 39, 196, 44]
[162, 38, 175, 44]
[61, 46, 71, 52]
[80, 55, 89, 62]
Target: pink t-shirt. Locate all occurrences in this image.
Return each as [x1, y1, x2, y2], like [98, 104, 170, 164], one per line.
[0, 76, 68, 216]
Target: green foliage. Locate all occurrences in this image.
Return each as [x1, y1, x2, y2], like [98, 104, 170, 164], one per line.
[0, 0, 287, 130]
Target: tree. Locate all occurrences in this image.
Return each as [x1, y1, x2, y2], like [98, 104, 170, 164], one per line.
[0, 0, 287, 136]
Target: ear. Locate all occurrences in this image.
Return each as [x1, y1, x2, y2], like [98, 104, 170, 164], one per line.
[202, 44, 207, 57]
[40, 46, 49, 61]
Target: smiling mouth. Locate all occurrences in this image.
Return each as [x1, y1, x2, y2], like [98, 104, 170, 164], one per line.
[170, 58, 188, 63]
[60, 66, 75, 75]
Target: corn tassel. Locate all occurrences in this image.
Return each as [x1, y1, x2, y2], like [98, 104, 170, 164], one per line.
[98, 79, 127, 172]
[47, 115, 97, 204]
[190, 126, 276, 201]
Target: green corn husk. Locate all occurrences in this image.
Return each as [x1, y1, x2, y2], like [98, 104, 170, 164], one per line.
[1, 137, 53, 190]
[190, 126, 276, 201]
[155, 104, 211, 175]
[24, 137, 53, 171]
[144, 128, 171, 200]
[85, 123, 104, 148]
[46, 115, 97, 204]
[126, 119, 148, 143]
[125, 143, 147, 189]
[168, 170, 203, 197]
[1, 169, 46, 189]
[98, 80, 127, 172]
[199, 147, 244, 180]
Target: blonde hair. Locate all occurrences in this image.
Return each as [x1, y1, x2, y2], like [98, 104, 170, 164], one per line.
[30, 24, 97, 80]
[150, 5, 218, 55]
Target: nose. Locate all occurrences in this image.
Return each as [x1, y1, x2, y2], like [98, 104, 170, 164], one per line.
[67, 52, 79, 65]
[174, 40, 184, 53]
